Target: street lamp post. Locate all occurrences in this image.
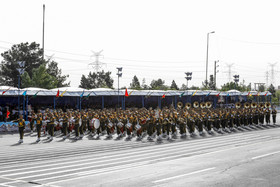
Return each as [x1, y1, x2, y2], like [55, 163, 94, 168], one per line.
[116, 67, 123, 108]
[206, 31, 215, 87]
[233, 75, 239, 89]
[185, 72, 192, 102]
[17, 61, 25, 118]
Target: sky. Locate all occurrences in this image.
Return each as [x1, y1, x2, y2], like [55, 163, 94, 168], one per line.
[0, 0, 280, 90]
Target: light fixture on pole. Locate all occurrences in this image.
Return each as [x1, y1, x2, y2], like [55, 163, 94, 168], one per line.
[205, 31, 215, 87]
[233, 75, 239, 89]
[185, 72, 192, 90]
[116, 67, 123, 108]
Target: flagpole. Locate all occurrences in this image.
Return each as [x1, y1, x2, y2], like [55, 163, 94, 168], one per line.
[42, 4, 45, 60]
[26, 95, 28, 121]
[23, 95, 25, 120]
[18, 75, 20, 118]
[53, 97, 56, 109]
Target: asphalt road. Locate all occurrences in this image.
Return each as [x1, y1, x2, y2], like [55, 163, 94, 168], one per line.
[0, 121, 280, 187]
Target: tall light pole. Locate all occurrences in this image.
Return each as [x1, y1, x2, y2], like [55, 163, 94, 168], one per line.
[17, 61, 25, 118]
[233, 75, 239, 90]
[185, 72, 192, 90]
[116, 67, 122, 108]
[206, 31, 215, 87]
[185, 72, 192, 103]
[214, 60, 219, 90]
[42, 4, 45, 60]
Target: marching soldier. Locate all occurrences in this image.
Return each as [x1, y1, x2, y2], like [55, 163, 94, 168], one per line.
[29, 112, 35, 134]
[35, 113, 42, 142]
[62, 113, 69, 140]
[74, 113, 80, 140]
[272, 108, 277, 125]
[265, 108, 271, 124]
[14, 115, 25, 143]
[47, 113, 55, 141]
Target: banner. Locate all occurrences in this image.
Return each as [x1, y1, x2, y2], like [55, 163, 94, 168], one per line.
[0, 121, 30, 132]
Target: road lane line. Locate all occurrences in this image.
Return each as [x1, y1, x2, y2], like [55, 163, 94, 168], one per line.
[0, 134, 262, 171]
[26, 137, 269, 183]
[252, 150, 280, 160]
[153, 167, 216, 183]
[0, 133, 263, 164]
[0, 135, 265, 174]
[42, 137, 278, 185]
[3, 136, 267, 177]
[0, 131, 264, 156]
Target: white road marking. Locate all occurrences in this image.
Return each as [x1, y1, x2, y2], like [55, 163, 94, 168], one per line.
[0, 176, 61, 187]
[0, 127, 278, 186]
[252, 150, 280, 160]
[0, 132, 263, 156]
[3, 136, 268, 178]
[153, 167, 216, 183]
[33, 137, 272, 184]
[0, 133, 262, 170]
[0, 134, 264, 175]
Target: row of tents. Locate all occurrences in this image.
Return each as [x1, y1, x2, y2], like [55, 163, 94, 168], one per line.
[0, 86, 272, 97]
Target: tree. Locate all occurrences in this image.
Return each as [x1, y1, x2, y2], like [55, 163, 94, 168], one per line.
[141, 78, 148, 89]
[258, 85, 265, 92]
[208, 75, 215, 90]
[247, 83, 252, 91]
[189, 86, 200, 90]
[170, 80, 179, 90]
[79, 70, 114, 89]
[0, 42, 44, 87]
[21, 65, 57, 89]
[180, 84, 187, 90]
[130, 75, 141, 89]
[268, 84, 276, 97]
[0, 42, 69, 88]
[46, 60, 69, 87]
[220, 82, 245, 91]
[150, 78, 168, 90]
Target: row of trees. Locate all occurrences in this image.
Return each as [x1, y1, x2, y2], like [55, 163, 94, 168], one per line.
[0, 42, 278, 102]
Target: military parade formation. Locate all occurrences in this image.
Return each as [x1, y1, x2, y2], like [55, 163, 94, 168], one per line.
[14, 101, 278, 144]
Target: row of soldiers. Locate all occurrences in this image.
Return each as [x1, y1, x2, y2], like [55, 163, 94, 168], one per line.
[15, 106, 277, 143]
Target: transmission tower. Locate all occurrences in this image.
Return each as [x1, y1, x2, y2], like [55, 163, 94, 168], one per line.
[225, 63, 234, 83]
[268, 62, 277, 86]
[265, 71, 269, 88]
[89, 50, 105, 72]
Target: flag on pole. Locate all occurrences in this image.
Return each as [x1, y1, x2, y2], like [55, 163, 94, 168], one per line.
[162, 94, 166, 99]
[216, 92, 220, 97]
[80, 90, 84, 97]
[247, 92, 250, 96]
[125, 88, 129, 97]
[227, 93, 229, 97]
[264, 92, 268, 96]
[33, 91, 40, 98]
[56, 90, 60, 97]
[192, 90, 197, 96]
[249, 92, 252, 96]
[179, 92, 185, 97]
[128, 91, 133, 96]
[2, 87, 10, 95]
[6, 110, 10, 119]
[206, 92, 211, 97]
[22, 91, 27, 96]
[255, 92, 260, 96]
[60, 90, 67, 97]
